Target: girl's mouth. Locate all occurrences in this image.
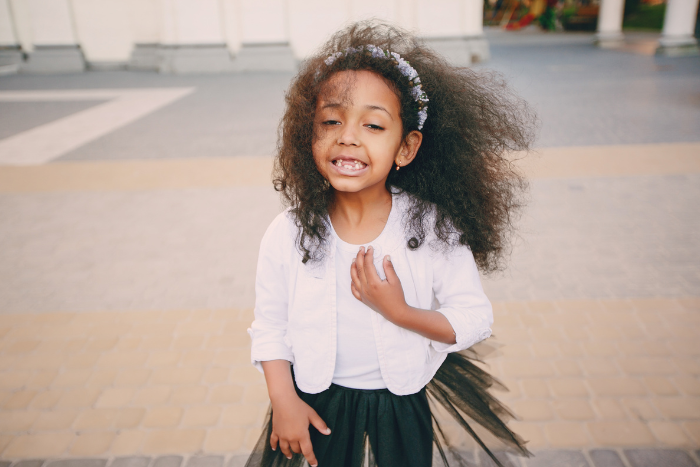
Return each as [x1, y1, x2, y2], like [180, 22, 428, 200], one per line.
[333, 158, 367, 171]
[331, 158, 368, 176]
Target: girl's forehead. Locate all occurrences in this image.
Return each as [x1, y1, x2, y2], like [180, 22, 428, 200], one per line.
[317, 70, 400, 109]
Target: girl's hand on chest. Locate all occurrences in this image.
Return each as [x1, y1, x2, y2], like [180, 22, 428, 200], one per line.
[351, 246, 409, 324]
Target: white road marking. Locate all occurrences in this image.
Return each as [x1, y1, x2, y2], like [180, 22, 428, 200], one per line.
[0, 88, 195, 165]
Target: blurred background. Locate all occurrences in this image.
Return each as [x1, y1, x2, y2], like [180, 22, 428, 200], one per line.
[0, 0, 699, 465]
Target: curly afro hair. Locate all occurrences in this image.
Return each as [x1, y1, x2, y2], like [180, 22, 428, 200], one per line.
[273, 21, 536, 274]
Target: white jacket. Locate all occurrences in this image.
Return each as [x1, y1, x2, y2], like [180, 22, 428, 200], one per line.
[248, 191, 493, 396]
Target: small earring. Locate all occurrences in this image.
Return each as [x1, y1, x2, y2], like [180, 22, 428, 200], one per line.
[396, 162, 401, 171]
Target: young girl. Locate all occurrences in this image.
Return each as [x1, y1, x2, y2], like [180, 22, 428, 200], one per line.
[246, 22, 534, 467]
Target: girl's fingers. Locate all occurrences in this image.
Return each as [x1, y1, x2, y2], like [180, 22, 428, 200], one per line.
[351, 281, 362, 301]
[290, 440, 302, 455]
[383, 255, 399, 285]
[300, 438, 319, 467]
[350, 263, 363, 299]
[364, 247, 381, 283]
[270, 432, 278, 451]
[350, 261, 360, 285]
[279, 439, 292, 459]
[308, 407, 332, 435]
[356, 247, 368, 285]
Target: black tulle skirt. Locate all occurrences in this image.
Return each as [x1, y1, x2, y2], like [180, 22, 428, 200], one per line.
[245, 349, 530, 467]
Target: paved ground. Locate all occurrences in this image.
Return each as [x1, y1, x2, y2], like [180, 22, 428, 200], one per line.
[0, 30, 698, 464]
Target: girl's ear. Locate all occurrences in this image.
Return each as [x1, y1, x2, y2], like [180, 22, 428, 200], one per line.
[395, 130, 423, 168]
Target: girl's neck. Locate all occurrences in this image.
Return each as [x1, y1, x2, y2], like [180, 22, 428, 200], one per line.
[330, 185, 392, 245]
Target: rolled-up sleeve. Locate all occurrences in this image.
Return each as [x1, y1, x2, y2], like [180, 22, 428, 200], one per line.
[429, 244, 493, 353]
[248, 211, 295, 372]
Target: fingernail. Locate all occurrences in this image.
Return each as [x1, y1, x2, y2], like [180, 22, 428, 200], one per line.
[271, 447, 276, 451]
[352, 258, 355, 263]
[287, 456, 292, 460]
[325, 427, 331, 434]
[386, 255, 391, 262]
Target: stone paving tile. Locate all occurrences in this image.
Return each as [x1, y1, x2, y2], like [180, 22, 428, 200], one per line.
[45, 461, 107, 467]
[184, 458, 222, 467]
[478, 450, 523, 466]
[0, 451, 699, 467]
[223, 457, 248, 467]
[0, 101, 107, 141]
[523, 450, 590, 467]
[9, 461, 44, 467]
[624, 448, 699, 467]
[588, 450, 626, 467]
[108, 458, 150, 467]
[151, 456, 182, 467]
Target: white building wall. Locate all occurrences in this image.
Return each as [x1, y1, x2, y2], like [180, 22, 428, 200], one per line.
[417, 0, 463, 37]
[5, 0, 493, 72]
[239, 0, 288, 43]
[161, 0, 226, 45]
[350, 0, 399, 24]
[288, 0, 349, 57]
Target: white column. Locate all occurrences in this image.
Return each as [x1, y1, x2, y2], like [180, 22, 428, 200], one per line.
[229, 0, 296, 71]
[595, 0, 626, 46]
[22, 0, 85, 72]
[464, 0, 489, 62]
[0, 0, 17, 46]
[7, 0, 32, 53]
[126, 0, 161, 70]
[158, 0, 232, 73]
[416, 0, 489, 64]
[657, 0, 700, 54]
[71, 0, 133, 69]
[0, 0, 22, 72]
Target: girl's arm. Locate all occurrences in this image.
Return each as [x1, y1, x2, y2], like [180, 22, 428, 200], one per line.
[261, 360, 331, 466]
[351, 246, 491, 348]
[251, 213, 331, 465]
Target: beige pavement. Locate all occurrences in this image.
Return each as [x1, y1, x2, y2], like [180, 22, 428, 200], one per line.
[0, 143, 698, 458]
[0, 299, 698, 457]
[1, 143, 699, 193]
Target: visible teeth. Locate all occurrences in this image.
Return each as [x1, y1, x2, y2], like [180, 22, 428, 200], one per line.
[335, 159, 365, 170]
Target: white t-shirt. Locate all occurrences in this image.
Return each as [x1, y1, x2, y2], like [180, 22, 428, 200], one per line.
[330, 207, 393, 390]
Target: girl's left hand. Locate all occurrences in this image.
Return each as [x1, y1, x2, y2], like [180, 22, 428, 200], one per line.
[351, 246, 408, 324]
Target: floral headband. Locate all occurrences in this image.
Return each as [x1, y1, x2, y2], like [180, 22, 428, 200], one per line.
[324, 44, 429, 130]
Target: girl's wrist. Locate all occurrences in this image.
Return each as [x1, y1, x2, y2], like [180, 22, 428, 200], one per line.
[390, 302, 416, 328]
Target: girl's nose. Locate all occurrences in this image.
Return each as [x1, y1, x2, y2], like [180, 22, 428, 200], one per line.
[337, 125, 359, 146]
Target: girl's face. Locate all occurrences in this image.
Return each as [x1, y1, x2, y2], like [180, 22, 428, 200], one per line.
[312, 70, 420, 195]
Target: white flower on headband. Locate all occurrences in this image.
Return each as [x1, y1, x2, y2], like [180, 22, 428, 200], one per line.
[323, 44, 429, 130]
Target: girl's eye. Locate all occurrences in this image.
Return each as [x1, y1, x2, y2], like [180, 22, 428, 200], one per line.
[323, 120, 341, 125]
[366, 124, 384, 130]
